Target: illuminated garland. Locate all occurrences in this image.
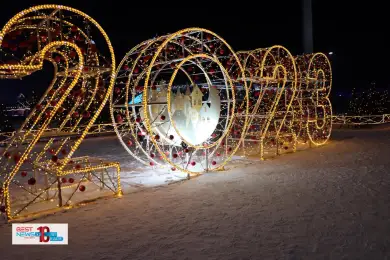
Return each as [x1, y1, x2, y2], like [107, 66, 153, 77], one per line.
[0, 5, 121, 222]
[228, 49, 332, 158]
[111, 30, 333, 172]
[0, 6, 333, 221]
[111, 28, 250, 176]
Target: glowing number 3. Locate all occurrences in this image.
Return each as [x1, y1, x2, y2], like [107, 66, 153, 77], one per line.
[306, 53, 332, 146]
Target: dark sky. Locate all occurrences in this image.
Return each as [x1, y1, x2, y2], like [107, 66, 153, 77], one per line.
[0, 0, 388, 104]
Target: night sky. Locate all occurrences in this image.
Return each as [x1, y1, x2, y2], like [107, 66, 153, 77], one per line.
[0, 0, 388, 107]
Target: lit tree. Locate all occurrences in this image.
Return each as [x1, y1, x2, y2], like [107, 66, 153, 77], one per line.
[0, 103, 14, 132]
[348, 82, 389, 115]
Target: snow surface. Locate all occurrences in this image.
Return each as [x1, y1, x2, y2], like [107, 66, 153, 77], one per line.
[1, 126, 390, 259]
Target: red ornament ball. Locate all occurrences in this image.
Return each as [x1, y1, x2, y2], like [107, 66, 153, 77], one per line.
[13, 154, 20, 163]
[116, 114, 123, 123]
[191, 161, 196, 166]
[212, 161, 217, 165]
[184, 148, 189, 153]
[83, 111, 91, 118]
[150, 162, 154, 166]
[155, 135, 160, 140]
[171, 167, 176, 171]
[169, 135, 174, 140]
[127, 140, 132, 146]
[79, 185, 86, 192]
[173, 153, 178, 158]
[28, 177, 36, 185]
[69, 178, 74, 183]
[21, 171, 27, 177]
[135, 117, 141, 123]
[51, 155, 58, 162]
[160, 115, 166, 120]
[150, 153, 155, 158]
[61, 178, 67, 183]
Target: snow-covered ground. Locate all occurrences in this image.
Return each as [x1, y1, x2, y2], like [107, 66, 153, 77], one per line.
[1, 126, 390, 259]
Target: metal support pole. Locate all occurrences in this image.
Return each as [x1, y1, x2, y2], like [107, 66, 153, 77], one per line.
[57, 177, 62, 207]
[205, 148, 209, 172]
[100, 170, 105, 190]
[302, 0, 314, 53]
[44, 173, 49, 200]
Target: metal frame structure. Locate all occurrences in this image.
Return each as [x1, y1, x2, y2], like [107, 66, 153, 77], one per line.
[0, 5, 121, 222]
[111, 28, 250, 176]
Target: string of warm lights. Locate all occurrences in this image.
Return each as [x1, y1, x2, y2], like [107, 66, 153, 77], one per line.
[111, 28, 250, 176]
[0, 5, 121, 222]
[111, 30, 333, 172]
[0, 5, 333, 222]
